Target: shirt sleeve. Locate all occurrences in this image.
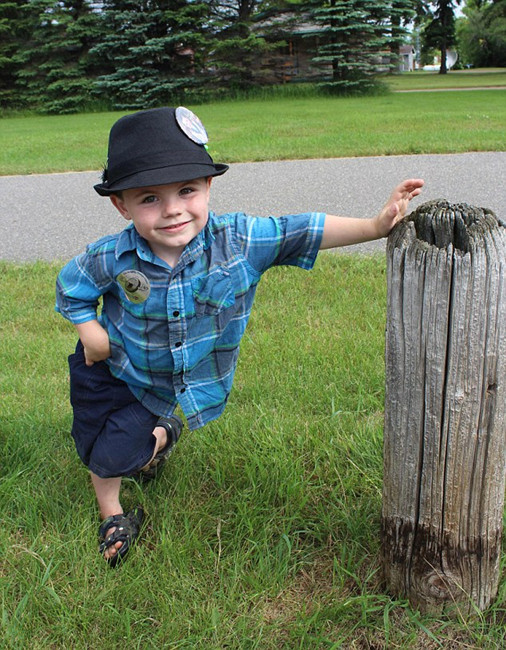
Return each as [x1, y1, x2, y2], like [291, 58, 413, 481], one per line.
[55, 251, 112, 324]
[232, 212, 326, 275]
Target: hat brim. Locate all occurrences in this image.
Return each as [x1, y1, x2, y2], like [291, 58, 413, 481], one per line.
[94, 162, 229, 196]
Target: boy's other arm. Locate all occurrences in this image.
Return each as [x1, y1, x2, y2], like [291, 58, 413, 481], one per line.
[320, 178, 424, 249]
[75, 320, 111, 367]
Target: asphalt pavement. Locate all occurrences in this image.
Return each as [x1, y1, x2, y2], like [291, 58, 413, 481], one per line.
[1, 152, 505, 261]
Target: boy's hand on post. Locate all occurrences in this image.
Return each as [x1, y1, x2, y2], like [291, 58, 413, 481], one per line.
[75, 320, 111, 366]
[320, 178, 424, 250]
[374, 178, 424, 238]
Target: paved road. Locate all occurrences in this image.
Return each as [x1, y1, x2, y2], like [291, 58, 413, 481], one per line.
[1, 152, 505, 261]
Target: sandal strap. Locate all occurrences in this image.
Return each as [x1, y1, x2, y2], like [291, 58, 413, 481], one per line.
[98, 507, 144, 544]
[98, 514, 125, 541]
[98, 506, 144, 568]
[130, 416, 184, 483]
[155, 415, 183, 446]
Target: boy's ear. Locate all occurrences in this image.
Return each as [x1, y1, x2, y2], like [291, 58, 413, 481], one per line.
[110, 194, 130, 221]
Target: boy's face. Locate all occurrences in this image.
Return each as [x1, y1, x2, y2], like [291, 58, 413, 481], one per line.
[110, 177, 212, 265]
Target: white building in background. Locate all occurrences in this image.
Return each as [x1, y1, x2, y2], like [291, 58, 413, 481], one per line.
[399, 45, 416, 71]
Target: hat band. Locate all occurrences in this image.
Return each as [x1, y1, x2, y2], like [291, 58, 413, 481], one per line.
[107, 162, 219, 189]
[107, 149, 214, 186]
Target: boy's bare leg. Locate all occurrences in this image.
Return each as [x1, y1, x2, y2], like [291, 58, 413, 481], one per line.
[90, 426, 167, 561]
[90, 473, 124, 560]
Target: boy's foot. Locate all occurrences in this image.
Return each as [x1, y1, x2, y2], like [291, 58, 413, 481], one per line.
[98, 506, 144, 568]
[132, 415, 183, 482]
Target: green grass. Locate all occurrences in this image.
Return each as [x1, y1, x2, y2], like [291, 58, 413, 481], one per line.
[1, 87, 505, 176]
[385, 67, 506, 91]
[1, 256, 505, 648]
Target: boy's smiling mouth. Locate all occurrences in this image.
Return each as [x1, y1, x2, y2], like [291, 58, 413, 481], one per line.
[159, 221, 191, 232]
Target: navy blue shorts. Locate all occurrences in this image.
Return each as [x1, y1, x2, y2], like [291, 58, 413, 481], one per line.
[68, 341, 159, 478]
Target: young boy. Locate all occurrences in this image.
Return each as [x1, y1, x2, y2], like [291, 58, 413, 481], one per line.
[56, 106, 423, 567]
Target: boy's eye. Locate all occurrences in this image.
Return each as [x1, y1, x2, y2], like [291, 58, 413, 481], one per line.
[142, 195, 157, 204]
[180, 187, 194, 196]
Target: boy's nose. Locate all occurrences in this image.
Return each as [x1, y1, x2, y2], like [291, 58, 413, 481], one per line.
[162, 195, 183, 217]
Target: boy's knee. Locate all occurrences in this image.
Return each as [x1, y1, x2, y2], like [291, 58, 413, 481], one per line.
[89, 441, 155, 478]
[88, 422, 158, 478]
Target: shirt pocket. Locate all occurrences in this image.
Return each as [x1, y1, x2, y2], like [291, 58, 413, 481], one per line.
[191, 267, 236, 317]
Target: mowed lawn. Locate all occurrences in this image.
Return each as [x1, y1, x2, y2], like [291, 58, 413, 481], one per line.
[1, 74, 505, 176]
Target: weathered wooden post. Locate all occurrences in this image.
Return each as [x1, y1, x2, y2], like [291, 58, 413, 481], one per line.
[381, 200, 506, 615]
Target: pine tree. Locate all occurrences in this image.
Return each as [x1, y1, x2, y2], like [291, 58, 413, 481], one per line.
[89, 0, 209, 110]
[422, 0, 461, 73]
[306, 0, 415, 93]
[13, 1, 100, 113]
[0, 1, 35, 108]
[387, 1, 418, 70]
[202, 0, 274, 91]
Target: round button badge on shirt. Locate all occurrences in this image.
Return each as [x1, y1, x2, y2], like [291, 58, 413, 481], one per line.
[116, 270, 150, 303]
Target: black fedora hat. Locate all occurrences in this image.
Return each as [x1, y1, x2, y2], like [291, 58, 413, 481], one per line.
[94, 106, 228, 196]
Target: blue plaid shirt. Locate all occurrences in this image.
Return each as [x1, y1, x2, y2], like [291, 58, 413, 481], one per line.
[56, 211, 325, 429]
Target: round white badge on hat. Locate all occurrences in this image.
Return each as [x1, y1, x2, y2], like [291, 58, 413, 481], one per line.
[175, 106, 209, 145]
[117, 270, 151, 303]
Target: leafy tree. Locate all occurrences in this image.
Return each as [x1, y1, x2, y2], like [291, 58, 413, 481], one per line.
[457, 0, 506, 67]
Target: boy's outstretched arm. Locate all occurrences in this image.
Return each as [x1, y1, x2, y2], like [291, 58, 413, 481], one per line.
[319, 178, 424, 250]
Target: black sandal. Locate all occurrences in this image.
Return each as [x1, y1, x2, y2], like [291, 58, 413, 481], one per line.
[132, 415, 183, 482]
[98, 506, 144, 568]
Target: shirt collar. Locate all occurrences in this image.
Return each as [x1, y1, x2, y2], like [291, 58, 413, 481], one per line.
[114, 224, 154, 263]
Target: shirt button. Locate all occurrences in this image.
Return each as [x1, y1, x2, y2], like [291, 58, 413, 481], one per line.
[180, 387, 186, 393]
[175, 341, 182, 348]
[173, 310, 180, 317]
